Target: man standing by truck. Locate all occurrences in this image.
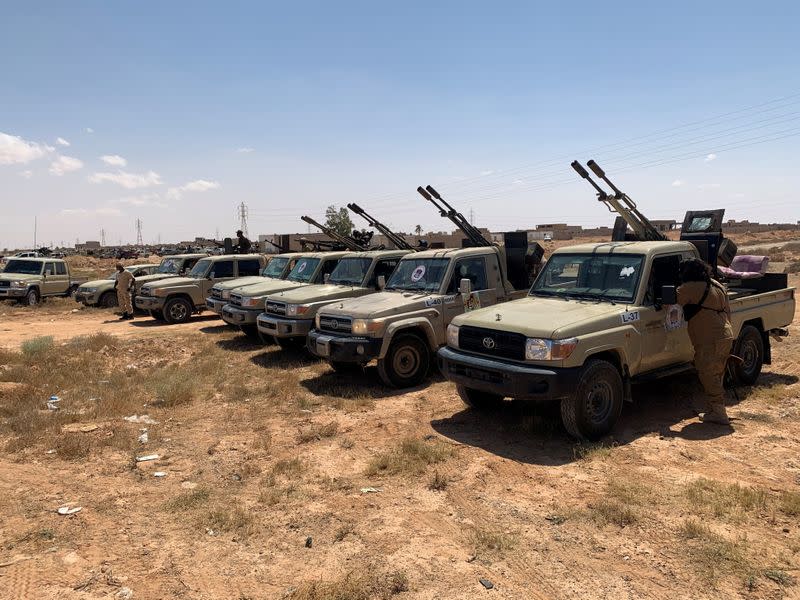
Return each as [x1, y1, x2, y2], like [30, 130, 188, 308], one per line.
[114, 263, 135, 320]
[677, 258, 734, 425]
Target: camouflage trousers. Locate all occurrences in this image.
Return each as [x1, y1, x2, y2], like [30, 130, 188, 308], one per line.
[117, 288, 133, 314]
[694, 338, 733, 413]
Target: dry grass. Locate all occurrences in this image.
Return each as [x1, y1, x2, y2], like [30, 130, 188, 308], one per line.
[163, 488, 211, 512]
[428, 469, 448, 491]
[148, 366, 198, 407]
[297, 421, 339, 444]
[365, 438, 455, 477]
[204, 503, 255, 538]
[470, 528, 518, 559]
[780, 491, 800, 517]
[685, 478, 767, 520]
[677, 518, 754, 583]
[588, 499, 638, 527]
[20, 335, 54, 356]
[334, 523, 355, 542]
[288, 568, 408, 600]
[573, 442, 616, 461]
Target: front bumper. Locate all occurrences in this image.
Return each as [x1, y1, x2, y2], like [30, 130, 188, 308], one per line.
[257, 314, 313, 339]
[437, 346, 580, 401]
[135, 296, 165, 310]
[206, 297, 228, 314]
[0, 287, 26, 298]
[221, 304, 261, 325]
[74, 291, 98, 305]
[307, 329, 382, 363]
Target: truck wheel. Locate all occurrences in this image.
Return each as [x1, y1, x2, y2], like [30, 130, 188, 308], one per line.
[457, 384, 503, 411]
[24, 288, 40, 306]
[732, 325, 764, 385]
[163, 297, 192, 324]
[240, 324, 260, 340]
[560, 359, 623, 441]
[99, 291, 118, 308]
[377, 333, 430, 388]
[149, 309, 164, 320]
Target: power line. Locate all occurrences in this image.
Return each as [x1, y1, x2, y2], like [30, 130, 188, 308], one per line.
[135, 219, 143, 247]
[238, 202, 249, 238]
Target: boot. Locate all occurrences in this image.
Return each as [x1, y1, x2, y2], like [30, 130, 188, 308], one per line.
[700, 400, 730, 425]
[118, 313, 128, 321]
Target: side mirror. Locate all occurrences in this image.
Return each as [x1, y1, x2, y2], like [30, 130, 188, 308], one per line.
[661, 285, 678, 306]
[459, 278, 472, 295]
[45, 270, 51, 277]
[377, 275, 386, 290]
[324, 273, 331, 283]
[209, 272, 215, 279]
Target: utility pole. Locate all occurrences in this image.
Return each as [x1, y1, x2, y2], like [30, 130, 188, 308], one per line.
[33, 216, 37, 249]
[101, 228, 106, 247]
[237, 202, 249, 238]
[469, 208, 475, 225]
[135, 218, 143, 247]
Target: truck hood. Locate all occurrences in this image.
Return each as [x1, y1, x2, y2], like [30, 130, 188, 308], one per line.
[135, 273, 181, 285]
[318, 290, 445, 320]
[0, 273, 41, 282]
[268, 283, 367, 304]
[78, 278, 113, 289]
[235, 280, 309, 298]
[217, 276, 269, 291]
[141, 276, 200, 290]
[453, 296, 633, 339]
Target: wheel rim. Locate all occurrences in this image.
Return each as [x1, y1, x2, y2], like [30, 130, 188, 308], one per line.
[583, 380, 613, 424]
[169, 303, 188, 321]
[28, 293, 37, 306]
[740, 338, 759, 376]
[393, 345, 421, 378]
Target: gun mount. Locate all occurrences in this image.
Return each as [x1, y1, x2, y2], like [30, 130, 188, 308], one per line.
[300, 215, 372, 252]
[416, 185, 492, 248]
[571, 160, 667, 242]
[347, 203, 415, 251]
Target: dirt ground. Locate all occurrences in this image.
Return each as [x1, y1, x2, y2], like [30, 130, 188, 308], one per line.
[0, 240, 799, 599]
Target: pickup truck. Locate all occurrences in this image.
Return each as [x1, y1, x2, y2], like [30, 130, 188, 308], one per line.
[134, 254, 208, 290]
[205, 252, 305, 316]
[136, 254, 266, 324]
[438, 241, 796, 440]
[74, 264, 159, 307]
[308, 246, 528, 388]
[220, 252, 348, 339]
[258, 249, 411, 348]
[0, 258, 87, 305]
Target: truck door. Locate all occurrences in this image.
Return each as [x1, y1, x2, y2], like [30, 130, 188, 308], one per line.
[42, 261, 59, 295]
[442, 256, 493, 326]
[54, 261, 69, 294]
[640, 254, 694, 372]
[207, 260, 235, 297]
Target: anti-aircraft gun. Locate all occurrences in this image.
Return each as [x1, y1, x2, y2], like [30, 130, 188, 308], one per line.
[347, 203, 415, 251]
[416, 184, 544, 289]
[300, 215, 373, 252]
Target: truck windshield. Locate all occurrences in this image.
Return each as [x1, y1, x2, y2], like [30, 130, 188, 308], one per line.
[3, 260, 42, 275]
[188, 259, 212, 278]
[531, 253, 644, 303]
[287, 258, 320, 283]
[385, 258, 450, 293]
[262, 257, 289, 278]
[329, 258, 371, 286]
[158, 258, 183, 274]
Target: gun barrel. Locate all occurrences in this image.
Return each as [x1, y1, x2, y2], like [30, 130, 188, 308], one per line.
[421, 184, 491, 247]
[347, 202, 414, 250]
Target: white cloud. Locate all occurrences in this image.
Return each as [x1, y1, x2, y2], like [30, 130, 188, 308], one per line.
[88, 170, 163, 189]
[671, 179, 684, 187]
[697, 183, 721, 191]
[61, 206, 123, 216]
[479, 170, 494, 176]
[704, 153, 717, 162]
[236, 147, 255, 153]
[166, 179, 221, 200]
[0, 132, 54, 165]
[49, 155, 84, 176]
[512, 179, 524, 185]
[20, 170, 33, 179]
[56, 137, 70, 147]
[85, 127, 94, 134]
[100, 154, 127, 167]
[115, 194, 167, 209]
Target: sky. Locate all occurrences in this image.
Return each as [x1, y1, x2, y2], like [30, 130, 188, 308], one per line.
[1, 1, 799, 249]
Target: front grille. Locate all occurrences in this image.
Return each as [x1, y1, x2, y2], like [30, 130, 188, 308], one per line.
[459, 326, 526, 361]
[0, 281, 9, 288]
[230, 294, 243, 307]
[319, 315, 352, 334]
[211, 288, 222, 299]
[266, 301, 286, 315]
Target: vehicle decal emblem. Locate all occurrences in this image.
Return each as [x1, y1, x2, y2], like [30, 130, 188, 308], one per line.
[482, 337, 496, 349]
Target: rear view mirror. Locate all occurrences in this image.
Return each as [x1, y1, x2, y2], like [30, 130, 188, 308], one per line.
[377, 275, 386, 290]
[459, 278, 472, 295]
[661, 285, 677, 305]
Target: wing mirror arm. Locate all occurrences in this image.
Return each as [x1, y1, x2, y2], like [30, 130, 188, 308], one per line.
[459, 278, 472, 295]
[377, 275, 386, 290]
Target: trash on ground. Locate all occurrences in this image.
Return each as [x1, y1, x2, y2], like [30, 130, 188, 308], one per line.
[137, 429, 149, 444]
[305, 537, 313, 548]
[47, 396, 60, 410]
[115, 587, 134, 599]
[360, 487, 382, 494]
[153, 471, 167, 478]
[124, 414, 158, 424]
[135, 454, 159, 463]
[479, 578, 494, 590]
[57, 506, 82, 516]
[61, 423, 100, 433]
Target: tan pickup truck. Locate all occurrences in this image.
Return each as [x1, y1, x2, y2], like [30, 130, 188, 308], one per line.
[438, 241, 795, 440]
[308, 246, 528, 387]
[0, 257, 87, 305]
[74, 264, 159, 307]
[136, 254, 266, 323]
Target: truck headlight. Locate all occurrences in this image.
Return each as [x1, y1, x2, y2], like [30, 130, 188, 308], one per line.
[11, 281, 28, 288]
[82, 287, 98, 293]
[351, 318, 384, 336]
[241, 296, 264, 308]
[154, 288, 169, 297]
[221, 290, 231, 300]
[315, 313, 322, 329]
[446, 323, 460, 349]
[525, 337, 578, 361]
[287, 303, 311, 317]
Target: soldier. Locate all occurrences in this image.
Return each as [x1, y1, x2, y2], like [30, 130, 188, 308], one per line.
[114, 263, 135, 320]
[677, 258, 734, 425]
[235, 230, 252, 254]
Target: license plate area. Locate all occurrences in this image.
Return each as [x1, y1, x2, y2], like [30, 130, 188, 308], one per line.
[315, 335, 332, 357]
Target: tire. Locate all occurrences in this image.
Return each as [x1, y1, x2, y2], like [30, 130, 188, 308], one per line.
[377, 333, 431, 388]
[457, 384, 504, 411]
[560, 359, 623, 441]
[732, 325, 764, 386]
[240, 324, 260, 340]
[24, 288, 40, 306]
[149, 309, 164, 320]
[99, 291, 118, 308]
[163, 297, 193, 324]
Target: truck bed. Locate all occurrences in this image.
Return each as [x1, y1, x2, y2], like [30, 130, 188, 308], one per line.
[729, 286, 795, 332]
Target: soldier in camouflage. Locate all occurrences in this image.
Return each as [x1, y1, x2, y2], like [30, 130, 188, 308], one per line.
[114, 263, 135, 320]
